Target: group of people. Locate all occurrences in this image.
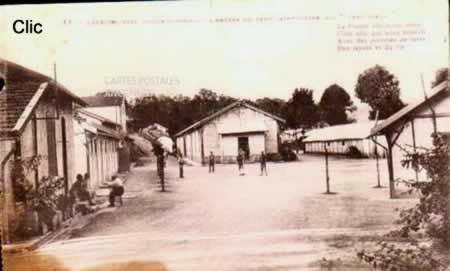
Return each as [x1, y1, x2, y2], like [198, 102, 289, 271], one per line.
[70, 173, 125, 213]
[70, 173, 96, 215]
[208, 149, 268, 176]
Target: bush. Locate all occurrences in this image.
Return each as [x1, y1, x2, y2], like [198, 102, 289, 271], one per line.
[347, 146, 367, 158]
[266, 153, 283, 162]
[279, 143, 298, 161]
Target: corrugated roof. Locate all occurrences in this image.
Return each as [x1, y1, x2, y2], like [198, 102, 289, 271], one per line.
[82, 96, 124, 107]
[303, 121, 377, 143]
[174, 101, 285, 137]
[370, 80, 448, 136]
[0, 58, 87, 136]
[89, 122, 122, 139]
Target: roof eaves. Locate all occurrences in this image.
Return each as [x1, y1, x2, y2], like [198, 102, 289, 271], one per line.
[370, 81, 448, 136]
[12, 82, 48, 133]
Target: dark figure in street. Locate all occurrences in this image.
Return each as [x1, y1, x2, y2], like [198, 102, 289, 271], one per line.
[260, 151, 268, 176]
[178, 154, 185, 179]
[208, 151, 215, 173]
[106, 175, 125, 207]
[237, 150, 244, 175]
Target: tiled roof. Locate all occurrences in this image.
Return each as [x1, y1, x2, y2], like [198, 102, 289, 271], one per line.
[82, 96, 124, 107]
[0, 58, 87, 135]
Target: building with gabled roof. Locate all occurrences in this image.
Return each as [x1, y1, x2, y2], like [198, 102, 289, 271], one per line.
[0, 59, 87, 244]
[81, 95, 128, 133]
[370, 79, 450, 198]
[175, 100, 285, 164]
[303, 121, 386, 157]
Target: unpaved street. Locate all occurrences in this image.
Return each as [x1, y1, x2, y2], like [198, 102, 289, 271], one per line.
[5, 156, 417, 271]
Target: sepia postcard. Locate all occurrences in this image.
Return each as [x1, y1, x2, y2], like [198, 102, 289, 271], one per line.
[0, 1, 449, 270]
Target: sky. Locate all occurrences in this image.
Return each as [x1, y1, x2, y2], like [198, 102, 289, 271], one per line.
[1, 0, 448, 114]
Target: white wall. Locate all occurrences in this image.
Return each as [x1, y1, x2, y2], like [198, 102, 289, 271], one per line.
[84, 104, 127, 132]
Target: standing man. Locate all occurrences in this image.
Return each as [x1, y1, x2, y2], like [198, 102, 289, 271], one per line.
[237, 149, 244, 175]
[178, 154, 185, 179]
[260, 151, 268, 176]
[208, 151, 215, 173]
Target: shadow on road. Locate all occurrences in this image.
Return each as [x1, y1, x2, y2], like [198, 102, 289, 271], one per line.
[4, 252, 169, 271]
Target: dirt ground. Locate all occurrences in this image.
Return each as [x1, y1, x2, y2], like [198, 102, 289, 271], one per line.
[4, 155, 423, 271]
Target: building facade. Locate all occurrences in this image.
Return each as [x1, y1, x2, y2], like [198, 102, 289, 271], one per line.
[175, 101, 285, 164]
[303, 122, 387, 158]
[82, 96, 128, 133]
[73, 109, 121, 192]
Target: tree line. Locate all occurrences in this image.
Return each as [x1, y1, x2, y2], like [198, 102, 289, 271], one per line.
[97, 65, 447, 135]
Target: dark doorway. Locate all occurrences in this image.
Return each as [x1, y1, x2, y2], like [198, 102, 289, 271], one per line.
[46, 119, 58, 176]
[238, 137, 250, 159]
[61, 117, 69, 195]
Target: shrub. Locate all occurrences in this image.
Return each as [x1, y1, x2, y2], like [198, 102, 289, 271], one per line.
[347, 145, 367, 158]
[266, 153, 283, 162]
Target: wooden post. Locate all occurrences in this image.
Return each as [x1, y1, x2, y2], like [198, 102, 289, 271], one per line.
[410, 119, 419, 183]
[385, 132, 396, 199]
[374, 144, 382, 188]
[324, 144, 331, 194]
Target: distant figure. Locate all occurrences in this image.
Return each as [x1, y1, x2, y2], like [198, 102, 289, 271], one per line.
[237, 150, 244, 175]
[69, 174, 84, 203]
[178, 154, 185, 179]
[105, 175, 125, 207]
[260, 151, 268, 176]
[208, 152, 215, 173]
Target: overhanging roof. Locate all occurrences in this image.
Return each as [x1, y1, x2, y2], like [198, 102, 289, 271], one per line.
[370, 80, 448, 136]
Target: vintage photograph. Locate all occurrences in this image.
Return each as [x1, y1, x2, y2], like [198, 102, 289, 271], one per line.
[1, 1, 449, 270]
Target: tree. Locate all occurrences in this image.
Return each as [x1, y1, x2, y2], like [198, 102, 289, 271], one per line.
[432, 68, 448, 88]
[355, 65, 405, 120]
[319, 84, 354, 125]
[286, 88, 319, 129]
[255, 97, 287, 121]
[96, 90, 125, 98]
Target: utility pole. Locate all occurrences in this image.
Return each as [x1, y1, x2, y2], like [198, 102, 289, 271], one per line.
[374, 144, 382, 188]
[324, 144, 331, 194]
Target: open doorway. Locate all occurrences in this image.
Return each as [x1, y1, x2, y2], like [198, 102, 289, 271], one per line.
[238, 137, 250, 159]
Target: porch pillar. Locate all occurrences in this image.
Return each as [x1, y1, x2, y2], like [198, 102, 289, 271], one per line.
[385, 132, 396, 199]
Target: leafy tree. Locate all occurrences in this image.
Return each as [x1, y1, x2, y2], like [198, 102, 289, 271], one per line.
[319, 84, 355, 125]
[255, 97, 287, 121]
[96, 90, 125, 98]
[432, 68, 448, 88]
[355, 65, 405, 120]
[128, 89, 236, 135]
[286, 88, 319, 129]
